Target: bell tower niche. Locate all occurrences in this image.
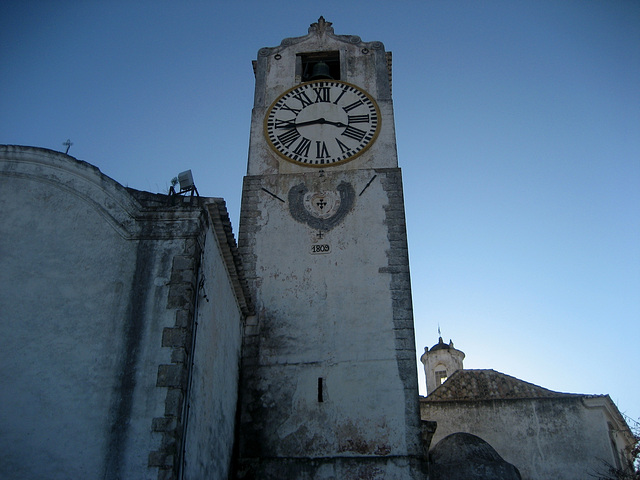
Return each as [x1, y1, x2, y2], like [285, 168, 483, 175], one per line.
[236, 18, 424, 478]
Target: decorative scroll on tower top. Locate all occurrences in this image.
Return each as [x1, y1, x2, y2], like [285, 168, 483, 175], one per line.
[308, 16, 334, 35]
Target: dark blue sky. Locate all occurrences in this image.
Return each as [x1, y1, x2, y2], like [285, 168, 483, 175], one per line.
[2, 0, 639, 422]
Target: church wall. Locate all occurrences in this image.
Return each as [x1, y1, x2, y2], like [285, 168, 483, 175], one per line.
[0, 152, 143, 479]
[421, 397, 620, 480]
[181, 215, 245, 479]
[117, 235, 190, 479]
[0, 146, 246, 480]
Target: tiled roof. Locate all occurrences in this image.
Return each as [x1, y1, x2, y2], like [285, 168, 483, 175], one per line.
[422, 369, 584, 402]
[206, 199, 255, 317]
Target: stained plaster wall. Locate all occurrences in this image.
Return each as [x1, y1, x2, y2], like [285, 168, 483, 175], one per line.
[0, 147, 146, 479]
[239, 169, 413, 447]
[0, 146, 246, 480]
[181, 207, 246, 479]
[421, 397, 624, 480]
[237, 20, 423, 479]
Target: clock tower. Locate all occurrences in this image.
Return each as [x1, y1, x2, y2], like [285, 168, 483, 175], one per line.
[236, 18, 424, 478]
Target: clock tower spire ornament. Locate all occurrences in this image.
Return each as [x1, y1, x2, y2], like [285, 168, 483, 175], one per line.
[236, 19, 425, 478]
[309, 16, 333, 35]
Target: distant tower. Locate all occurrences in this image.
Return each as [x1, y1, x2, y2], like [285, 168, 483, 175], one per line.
[420, 337, 465, 395]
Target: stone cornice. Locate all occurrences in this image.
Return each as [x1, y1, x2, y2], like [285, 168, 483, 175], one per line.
[256, 17, 386, 58]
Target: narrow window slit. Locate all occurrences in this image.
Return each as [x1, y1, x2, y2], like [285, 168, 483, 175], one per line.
[318, 377, 324, 402]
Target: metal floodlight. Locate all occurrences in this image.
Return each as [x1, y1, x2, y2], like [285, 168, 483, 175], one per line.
[178, 170, 194, 191]
[169, 169, 199, 202]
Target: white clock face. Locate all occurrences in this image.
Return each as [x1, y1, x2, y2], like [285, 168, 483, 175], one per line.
[264, 80, 380, 167]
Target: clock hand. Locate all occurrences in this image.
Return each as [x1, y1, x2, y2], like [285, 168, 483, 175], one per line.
[276, 118, 347, 128]
[321, 119, 347, 128]
[289, 118, 322, 128]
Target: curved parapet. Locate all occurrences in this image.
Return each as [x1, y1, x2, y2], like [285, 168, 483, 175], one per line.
[0, 145, 206, 240]
[0, 145, 143, 238]
[258, 17, 385, 58]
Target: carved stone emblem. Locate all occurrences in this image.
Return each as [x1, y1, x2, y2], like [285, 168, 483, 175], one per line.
[303, 190, 341, 219]
[288, 181, 355, 231]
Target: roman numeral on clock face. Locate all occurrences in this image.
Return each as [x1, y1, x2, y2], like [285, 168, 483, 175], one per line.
[348, 114, 369, 124]
[342, 125, 367, 142]
[279, 103, 301, 115]
[343, 99, 364, 112]
[313, 87, 331, 103]
[332, 88, 347, 105]
[336, 138, 350, 154]
[316, 141, 329, 158]
[275, 118, 296, 129]
[292, 91, 313, 108]
[292, 137, 311, 157]
[277, 128, 300, 148]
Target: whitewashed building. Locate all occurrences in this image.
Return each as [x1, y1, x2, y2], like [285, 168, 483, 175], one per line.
[0, 145, 252, 479]
[421, 338, 636, 480]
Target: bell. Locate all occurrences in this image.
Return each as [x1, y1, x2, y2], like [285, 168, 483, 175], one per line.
[310, 61, 333, 80]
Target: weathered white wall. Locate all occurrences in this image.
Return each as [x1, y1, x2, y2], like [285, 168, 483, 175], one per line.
[422, 397, 622, 480]
[181, 220, 245, 479]
[0, 146, 250, 480]
[237, 19, 423, 479]
[0, 147, 175, 478]
[243, 170, 406, 450]
[1, 159, 138, 478]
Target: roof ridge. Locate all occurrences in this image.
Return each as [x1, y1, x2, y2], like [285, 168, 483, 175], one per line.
[424, 369, 586, 402]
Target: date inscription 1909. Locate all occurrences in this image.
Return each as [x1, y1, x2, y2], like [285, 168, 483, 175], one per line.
[310, 244, 331, 254]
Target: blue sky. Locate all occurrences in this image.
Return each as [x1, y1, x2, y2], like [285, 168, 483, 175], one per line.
[2, 1, 638, 423]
